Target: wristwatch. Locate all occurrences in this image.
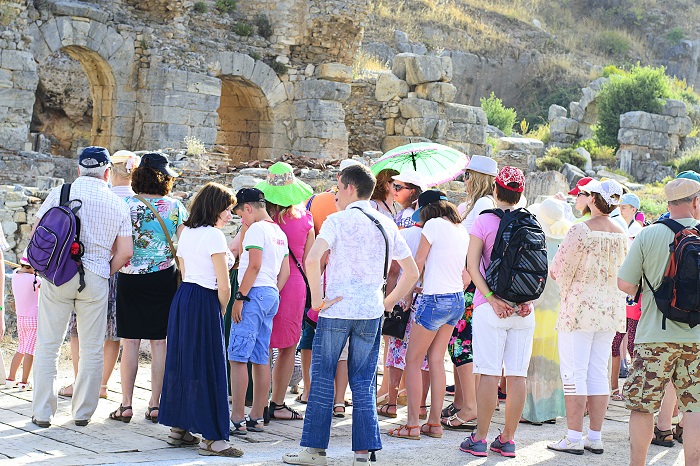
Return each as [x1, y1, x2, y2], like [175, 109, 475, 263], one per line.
[234, 291, 251, 302]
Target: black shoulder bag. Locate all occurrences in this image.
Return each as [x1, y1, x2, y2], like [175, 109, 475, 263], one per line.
[352, 207, 409, 339]
[288, 248, 315, 328]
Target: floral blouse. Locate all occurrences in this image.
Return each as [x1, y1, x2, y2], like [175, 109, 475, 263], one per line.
[550, 222, 628, 332]
[121, 196, 189, 274]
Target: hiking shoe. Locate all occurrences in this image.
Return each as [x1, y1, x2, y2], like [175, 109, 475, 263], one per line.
[460, 433, 488, 457]
[490, 434, 516, 457]
[584, 438, 604, 454]
[283, 448, 328, 465]
[547, 437, 584, 455]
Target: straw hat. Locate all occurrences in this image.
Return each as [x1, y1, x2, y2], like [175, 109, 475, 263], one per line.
[528, 197, 573, 240]
[255, 162, 314, 207]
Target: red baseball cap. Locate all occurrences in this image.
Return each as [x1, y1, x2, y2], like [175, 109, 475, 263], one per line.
[495, 166, 525, 193]
[568, 176, 594, 196]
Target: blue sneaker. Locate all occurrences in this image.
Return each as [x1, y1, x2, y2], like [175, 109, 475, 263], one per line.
[490, 434, 516, 457]
[460, 433, 488, 457]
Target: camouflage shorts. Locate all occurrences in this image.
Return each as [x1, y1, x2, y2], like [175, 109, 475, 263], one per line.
[624, 342, 700, 413]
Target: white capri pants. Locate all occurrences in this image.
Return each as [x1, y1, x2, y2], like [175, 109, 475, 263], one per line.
[558, 330, 615, 396]
[472, 303, 535, 377]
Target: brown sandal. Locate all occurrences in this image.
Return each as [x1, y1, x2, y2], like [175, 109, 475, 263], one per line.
[674, 424, 683, 444]
[420, 422, 443, 438]
[387, 424, 420, 440]
[377, 403, 397, 418]
[197, 439, 243, 457]
[109, 404, 133, 423]
[167, 429, 200, 446]
[145, 406, 159, 423]
[419, 405, 429, 420]
[651, 426, 675, 448]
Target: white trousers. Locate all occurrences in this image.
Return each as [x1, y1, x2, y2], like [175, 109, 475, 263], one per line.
[558, 330, 615, 396]
[33, 270, 109, 422]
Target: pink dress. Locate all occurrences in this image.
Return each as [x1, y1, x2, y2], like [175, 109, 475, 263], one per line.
[270, 210, 313, 348]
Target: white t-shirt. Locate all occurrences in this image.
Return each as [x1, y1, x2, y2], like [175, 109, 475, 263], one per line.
[238, 220, 288, 290]
[318, 200, 412, 320]
[398, 225, 423, 283]
[421, 217, 469, 294]
[460, 196, 496, 233]
[177, 226, 229, 290]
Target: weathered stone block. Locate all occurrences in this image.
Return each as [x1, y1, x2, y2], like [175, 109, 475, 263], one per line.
[662, 99, 687, 118]
[404, 55, 443, 85]
[294, 80, 351, 101]
[51, 1, 110, 23]
[440, 56, 453, 83]
[575, 147, 593, 171]
[414, 82, 457, 103]
[293, 99, 345, 121]
[186, 73, 221, 96]
[561, 163, 587, 188]
[524, 170, 569, 204]
[550, 117, 579, 136]
[548, 105, 567, 121]
[314, 63, 353, 83]
[391, 53, 416, 80]
[0, 51, 36, 72]
[403, 118, 439, 138]
[381, 135, 430, 152]
[570, 102, 584, 122]
[439, 102, 485, 124]
[496, 137, 545, 155]
[399, 98, 438, 119]
[375, 72, 409, 102]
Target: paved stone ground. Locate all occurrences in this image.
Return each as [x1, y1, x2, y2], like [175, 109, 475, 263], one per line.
[0, 360, 687, 466]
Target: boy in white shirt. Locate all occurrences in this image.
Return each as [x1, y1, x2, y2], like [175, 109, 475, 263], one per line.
[228, 188, 290, 435]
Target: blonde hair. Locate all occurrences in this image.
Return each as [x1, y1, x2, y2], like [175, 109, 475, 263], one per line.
[267, 202, 303, 225]
[111, 162, 132, 179]
[463, 171, 495, 217]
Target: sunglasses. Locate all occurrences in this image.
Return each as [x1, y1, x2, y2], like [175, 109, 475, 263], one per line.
[464, 172, 470, 180]
[577, 192, 590, 197]
[393, 183, 409, 192]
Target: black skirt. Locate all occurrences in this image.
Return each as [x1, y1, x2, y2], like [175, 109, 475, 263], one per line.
[116, 266, 178, 340]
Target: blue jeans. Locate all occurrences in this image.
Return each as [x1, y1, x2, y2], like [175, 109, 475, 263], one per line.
[300, 316, 382, 452]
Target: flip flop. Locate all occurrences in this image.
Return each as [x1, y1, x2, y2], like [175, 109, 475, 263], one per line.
[295, 393, 308, 404]
[386, 424, 420, 440]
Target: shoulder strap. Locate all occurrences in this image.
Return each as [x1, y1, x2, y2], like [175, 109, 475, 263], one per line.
[655, 218, 686, 235]
[480, 208, 504, 218]
[288, 249, 311, 307]
[134, 195, 180, 269]
[60, 183, 71, 206]
[352, 207, 390, 294]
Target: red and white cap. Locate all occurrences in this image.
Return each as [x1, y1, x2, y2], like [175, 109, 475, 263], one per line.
[495, 166, 525, 193]
[568, 176, 594, 195]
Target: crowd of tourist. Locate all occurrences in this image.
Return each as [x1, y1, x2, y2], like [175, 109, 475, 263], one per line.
[1, 145, 699, 466]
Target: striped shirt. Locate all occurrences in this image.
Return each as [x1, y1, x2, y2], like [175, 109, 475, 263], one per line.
[36, 176, 132, 279]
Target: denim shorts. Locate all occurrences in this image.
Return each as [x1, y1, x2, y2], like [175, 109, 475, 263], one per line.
[297, 320, 315, 351]
[414, 292, 465, 331]
[228, 286, 280, 365]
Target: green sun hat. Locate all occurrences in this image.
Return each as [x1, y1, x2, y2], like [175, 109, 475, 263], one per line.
[255, 162, 314, 207]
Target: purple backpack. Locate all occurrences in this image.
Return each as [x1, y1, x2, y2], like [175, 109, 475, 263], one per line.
[27, 184, 86, 291]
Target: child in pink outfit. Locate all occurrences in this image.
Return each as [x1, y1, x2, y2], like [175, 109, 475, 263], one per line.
[7, 255, 40, 390]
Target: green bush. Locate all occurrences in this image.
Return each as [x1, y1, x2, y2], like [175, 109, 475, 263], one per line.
[596, 31, 631, 57]
[486, 135, 498, 151]
[602, 65, 625, 78]
[269, 60, 288, 76]
[668, 149, 700, 174]
[536, 156, 564, 172]
[480, 92, 517, 136]
[193, 1, 207, 13]
[233, 22, 253, 36]
[574, 139, 617, 164]
[596, 65, 671, 149]
[255, 14, 274, 39]
[667, 27, 685, 44]
[546, 147, 587, 170]
[215, 0, 236, 13]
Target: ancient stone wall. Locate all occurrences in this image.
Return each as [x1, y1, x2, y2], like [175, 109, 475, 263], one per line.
[344, 78, 385, 155]
[618, 99, 693, 183]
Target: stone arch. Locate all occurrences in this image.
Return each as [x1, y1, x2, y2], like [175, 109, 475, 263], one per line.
[216, 52, 291, 162]
[27, 16, 137, 153]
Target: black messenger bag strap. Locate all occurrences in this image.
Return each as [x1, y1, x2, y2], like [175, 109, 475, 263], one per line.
[352, 207, 390, 295]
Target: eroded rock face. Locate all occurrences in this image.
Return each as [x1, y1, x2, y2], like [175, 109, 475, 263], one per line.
[31, 51, 92, 156]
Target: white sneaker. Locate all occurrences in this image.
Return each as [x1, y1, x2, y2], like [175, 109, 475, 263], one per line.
[547, 437, 585, 455]
[18, 382, 32, 391]
[282, 448, 328, 465]
[5, 379, 16, 389]
[584, 437, 604, 454]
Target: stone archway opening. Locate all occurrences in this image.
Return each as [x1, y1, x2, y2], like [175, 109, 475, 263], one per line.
[216, 76, 274, 163]
[30, 45, 115, 156]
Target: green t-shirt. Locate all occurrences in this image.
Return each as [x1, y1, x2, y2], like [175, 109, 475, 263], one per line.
[618, 217, 700, 344]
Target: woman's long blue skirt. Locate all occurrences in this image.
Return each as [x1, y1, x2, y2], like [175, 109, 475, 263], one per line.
[159, 282, 229, 441]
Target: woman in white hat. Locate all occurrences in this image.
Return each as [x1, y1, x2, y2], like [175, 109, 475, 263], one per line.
[520, 197, 572, 425]
[392, 170, 426, 228]
[441, 155, 498, 430]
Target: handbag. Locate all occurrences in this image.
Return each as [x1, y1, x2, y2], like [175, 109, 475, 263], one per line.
[288, 249, 315, 327]
[382, 296, 415, 340]
[134, 195, 182, 286]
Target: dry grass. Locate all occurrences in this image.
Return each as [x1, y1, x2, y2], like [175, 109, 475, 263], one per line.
[353, 49, 391, 78]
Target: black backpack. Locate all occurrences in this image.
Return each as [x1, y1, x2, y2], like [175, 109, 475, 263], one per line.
[643, 218, 700, 329]
[481, 208, 548, 304]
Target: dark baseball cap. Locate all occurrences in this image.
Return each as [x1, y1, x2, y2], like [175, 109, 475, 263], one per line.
[141, 152, 178, 177]
[79, 146, 111, 168]
[235, 187, 266, 204]
[412, 189, 448, 222]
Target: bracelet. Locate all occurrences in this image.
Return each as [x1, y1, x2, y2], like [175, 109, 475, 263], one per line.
[484, 291, 494, 298]
[313, 300, 326, 312]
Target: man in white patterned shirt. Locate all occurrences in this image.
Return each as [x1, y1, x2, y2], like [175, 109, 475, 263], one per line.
[284, 164, 419, 466]
[31, 146, 133, 428]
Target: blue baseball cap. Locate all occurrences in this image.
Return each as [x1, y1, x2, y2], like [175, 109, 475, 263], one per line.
[620, 193, 640, 210]
[79, 146, 111, 168]
[411, 189, 448, 222]
[677, 170, 700, 183]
